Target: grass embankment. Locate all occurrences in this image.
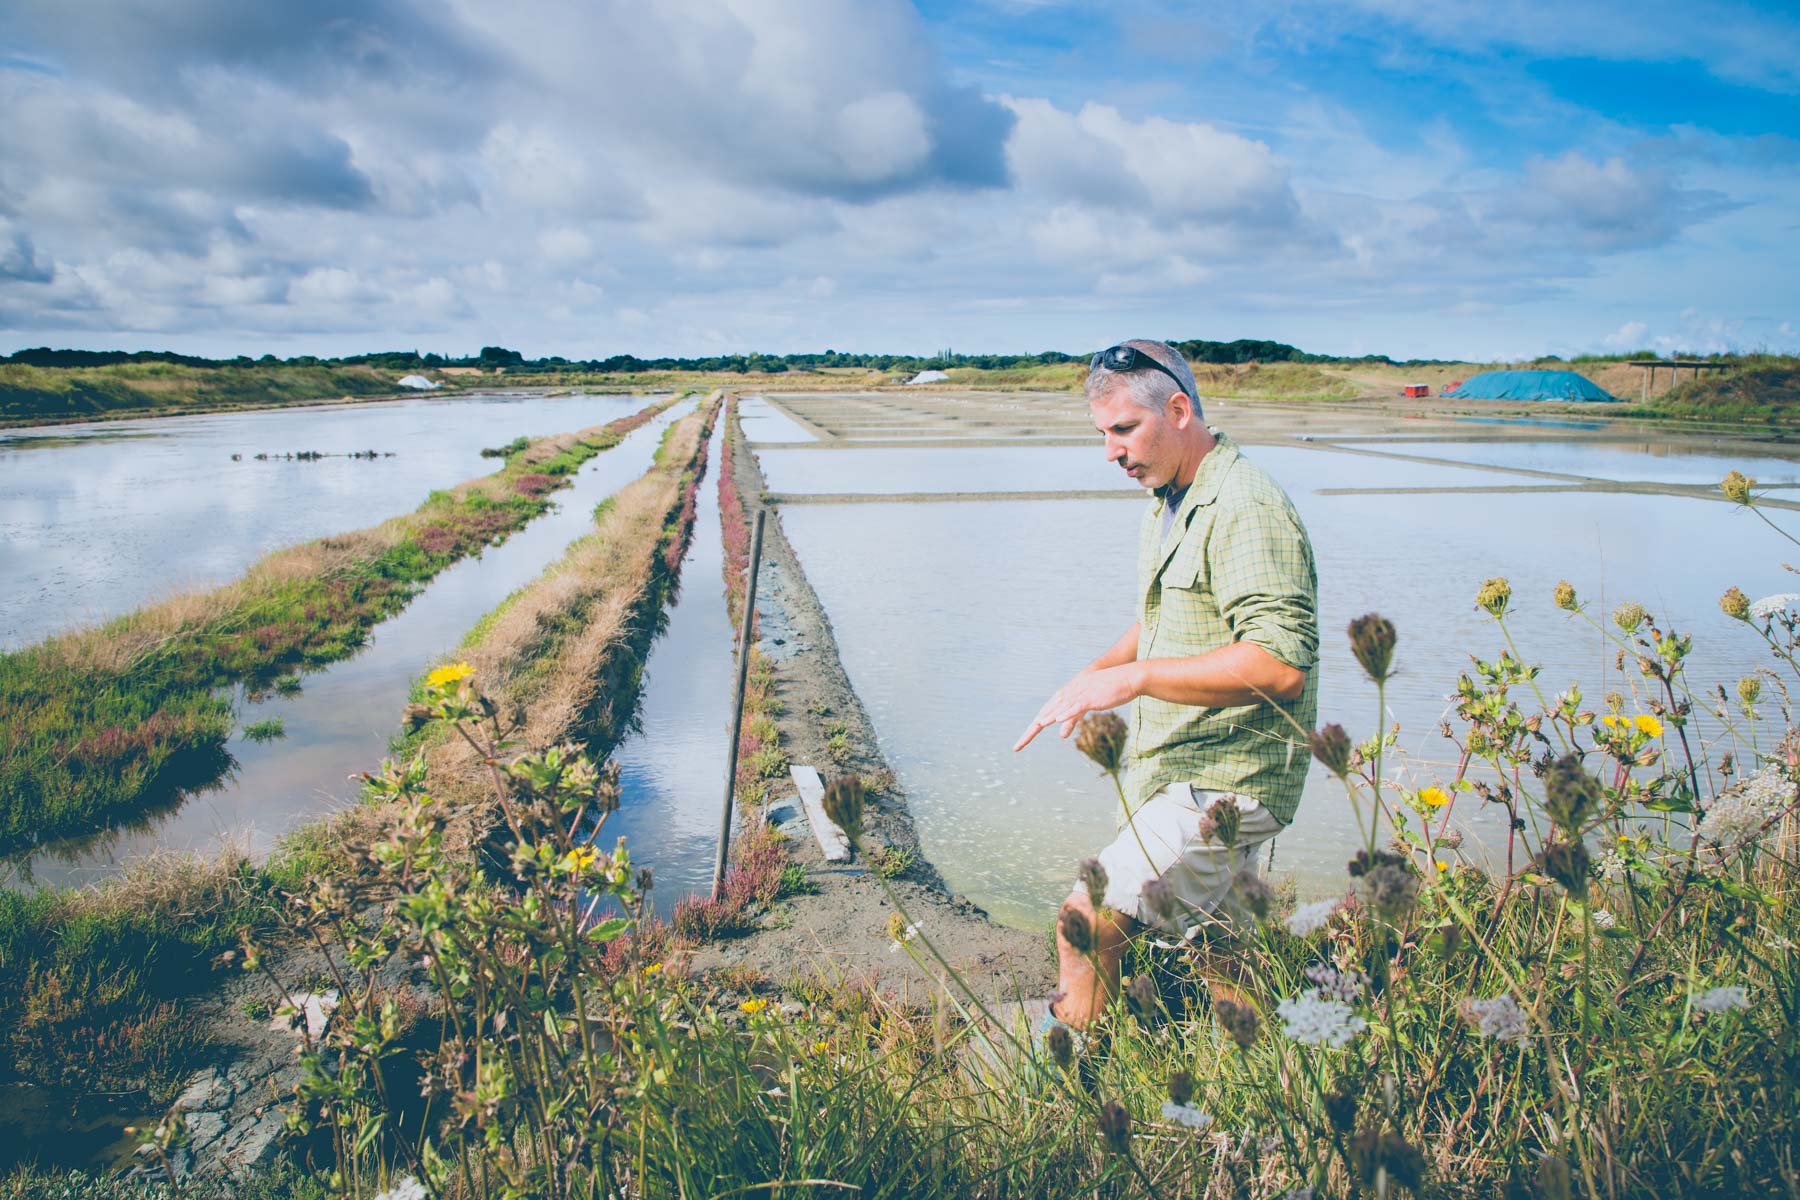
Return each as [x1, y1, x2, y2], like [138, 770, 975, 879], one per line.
[1647, 360, 1800, 425]
[0, 361, 404, 427]
[0, 397, 674, 851]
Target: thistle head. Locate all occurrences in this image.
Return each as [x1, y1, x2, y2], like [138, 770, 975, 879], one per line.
[1613, 602, 1648, 634]
[821, 775, 865, 839]
[1214, 998, 1261, 1049]
[1206, 797, 1241, 849]
[1553, 580, 1578, 612]
[1075, 711, 1128, 775]
[1058, 906, 1094, 955]
[1097, 1099, 1132, 1155]
[1543, 752, 1603, 832]
[1348, 613, 1397, 682]
[1535, 839, 1591, 899]
[1232, 868, 1275, 921]
[1349, 848, 1419, 920]
[1721, 469, 1754, 505]
[1126, 973, 1159, 1021]
[1308, 724, 1352, 778]
[1076, 857, 1109, 905]
[1168, 1069, 1194, 1107]
[1139, 878, 1178, 924]
[1045, 1022, 1074, 1069]
[1476, 576, 1512, 618]
[1720, 586, 1750, 621]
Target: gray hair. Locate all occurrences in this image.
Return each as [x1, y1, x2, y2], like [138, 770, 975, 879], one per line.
[1085, 339, 1203, 418]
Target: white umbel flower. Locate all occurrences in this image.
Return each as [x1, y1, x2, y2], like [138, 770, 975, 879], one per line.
[1698, 764, 1792, 849]
[1284, 898, 1340, 937]
[1276, 991, 1367, 1048]
[375, 1178, 428, 1200]
[1461, 994, 1530, 1044]
[1692, 985, 1749, 1013]
[1748, 593, 1800, 621]
[1591, 909, 1617, 930]
[1160, 1100, 1213, 1129]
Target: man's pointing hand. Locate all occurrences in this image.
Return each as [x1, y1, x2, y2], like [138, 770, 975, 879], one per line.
[1013, 664, 1141, 752]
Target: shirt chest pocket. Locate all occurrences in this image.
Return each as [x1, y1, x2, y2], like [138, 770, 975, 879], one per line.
[1149, 535, 1213, 652]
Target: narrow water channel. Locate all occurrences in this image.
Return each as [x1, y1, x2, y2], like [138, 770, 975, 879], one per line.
[4, 405, 686, 889]
[601, 426, 741, 914]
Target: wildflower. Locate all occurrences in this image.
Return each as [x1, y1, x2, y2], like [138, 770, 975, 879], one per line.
[1749, 592, 1800, 622]
[594, 759, 622, 814]
[1476, 576, 1512, 617]
[1277, 991, 1367, 1048]
[1046, 1022, 1074, 1069]
[1720, 469, 1754, 504]
[1348, 848, 1419, 919]
[739, 998, 769, 1015]
[1534, 840, 1591, 899]
[1075, 711, 1128, 774]
[1460, 994, 1529, 1043]
[1591, 908, 1616, 930]
[1719, 586, 1750, 620]
[1160, 1100, 1213, 1130]
[562, 845, 598, 872]
[1097, 1099, 1132, 1154]
[1168, 1069, 1194, 1106]
[1438, 827, 1464, 850]
[1206, 797, 1241, 848]
[1613, 602, 1648, 633]
[1126, 974, 1160, 1020]
[1634, 713, 1663, 737]
[821, 775, 865, 839]
[374, 1178, 428, 1200]
[1697, 763, 1792, 849]
[644, 962, 663, 974]
[1140, 878, 1178, 923]
[1738, 676, 1762, 705]
[1059, 906, 1094, 954]
[886, 912, 918, 952]
[1214, 998, 1261, 1049]
[1349, 1129, 1426, 1193]
[425, 662, 474, 689]
[1692, 985, 1749, 1013]
[1597, 848, 1627, 882]
[1284, 897, 1340, 937]
[812, 1039, 829, 1055]
[1553, 580, 1578, 611]
[1348, 613, 1397, 682]
[636, 866, 654, 893]
[1282, 1188, 1316, 1200]
[1308, 723, 1352, 777]
[1418, 785, 1451, 808]
[1543, 752, 1602, 831]
[1323, 1083, 1357, 1133]
[1304, 964, 1366, 1003]
[1232, 868, 1275, 920]
[1077, 857, 1109, 904]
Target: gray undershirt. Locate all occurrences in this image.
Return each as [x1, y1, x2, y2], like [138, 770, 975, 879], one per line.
[1159, 483, 1190, 546]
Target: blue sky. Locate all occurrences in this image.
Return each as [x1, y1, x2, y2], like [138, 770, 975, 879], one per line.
[1, 0, 1796, 360]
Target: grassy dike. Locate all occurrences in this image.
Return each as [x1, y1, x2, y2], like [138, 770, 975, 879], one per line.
[0, 361, 402, 427]
[0, 398, 718, 1125]
[0, 397, 677, 851]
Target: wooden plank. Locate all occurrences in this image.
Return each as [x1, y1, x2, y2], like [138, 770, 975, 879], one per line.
[790, 765, 852, 862]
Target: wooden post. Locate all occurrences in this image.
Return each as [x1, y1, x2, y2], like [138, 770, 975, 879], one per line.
[713, 507, 767, 900]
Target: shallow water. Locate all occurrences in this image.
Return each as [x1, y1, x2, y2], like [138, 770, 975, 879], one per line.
[777, 440, 1795, 929]
[4, 406, 684, 889]
[737, 397, 817, 443]
[1375, 440, 1800, 485]
[0, 392, 664, 649]
[602, 427, 743, 915]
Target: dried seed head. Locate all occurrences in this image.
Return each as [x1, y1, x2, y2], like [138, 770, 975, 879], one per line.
[1126, 974, 1159, 1021]
[1232, 868, 1275, 921]
[1720, 586, 1750, 621]
[1535, 840, 1591, 899]
[1349, 848, 1420, 920]
[1738, 675, 1762, 706]
[1348, 613, 1397, 682]
[1308, 724, 1352, 778]
[821, 775, 865, 839]
[1553, 580, 1578, 612]
[1059, 906, 1094, 955]
[1721, 469, 1754, 505]
[1476, 576, 1512, 618]
[1077, 857, 1109, 905]
[635, 866, 654, 893]
[1206, 797, 1241, 849]
[1323, 1083, 1357, 1133]
[1097, 1099, 1132, 1155]
[1139, 878, 1178, 923]
[1046, 1022, 1074, 1069]
[1613, 601, 1648, 633]
[1543, 752, 1603, 831]
[1075, 711, 1128, 775]
[594, 760, 622, 814]
[1214, 998, 1261, 1049]
[1168, 1069, 1194, 1107]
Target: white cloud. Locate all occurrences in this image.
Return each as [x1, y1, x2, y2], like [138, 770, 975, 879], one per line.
[536, 228, 594, 263]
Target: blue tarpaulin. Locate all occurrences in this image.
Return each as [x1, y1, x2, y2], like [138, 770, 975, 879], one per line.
[1444, 370, 1618, 402]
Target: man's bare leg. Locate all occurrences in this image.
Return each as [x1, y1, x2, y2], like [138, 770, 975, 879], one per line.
[1050, 887, 1141, 1028]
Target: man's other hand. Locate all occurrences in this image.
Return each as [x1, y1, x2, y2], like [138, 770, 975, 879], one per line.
[1014, 664, 1141, 752]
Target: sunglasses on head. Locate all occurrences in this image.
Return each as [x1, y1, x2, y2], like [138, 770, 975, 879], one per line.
[1090, 344, 1188, 397]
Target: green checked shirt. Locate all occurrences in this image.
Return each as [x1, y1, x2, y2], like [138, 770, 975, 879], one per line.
[1123, 432, 1319, 826]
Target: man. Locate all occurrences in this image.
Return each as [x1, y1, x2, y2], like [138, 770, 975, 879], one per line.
[1014, 339, 1319, 1032]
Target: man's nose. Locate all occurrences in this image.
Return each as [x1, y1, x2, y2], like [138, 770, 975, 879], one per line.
[1102, 436, 1125, 462]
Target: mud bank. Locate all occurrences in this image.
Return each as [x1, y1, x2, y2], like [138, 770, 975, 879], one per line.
[689, 407, 1051, 1004]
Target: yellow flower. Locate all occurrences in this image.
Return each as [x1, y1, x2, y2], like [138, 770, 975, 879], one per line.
[426, 662, 474, 689]
[739, 998, 769, 1015]
[644, 962, 663, 975]
[1435, 860, 1450, 873]
[1419, 786, 1451, 809]
[1634, 714, 1663, 738]
[563, 846, 598, 872]
[1601, 715, 1622, 730]
[812, 1039, 829, 1054]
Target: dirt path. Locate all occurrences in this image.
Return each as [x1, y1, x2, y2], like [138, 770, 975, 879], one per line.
[688, 420, 1053, 1007]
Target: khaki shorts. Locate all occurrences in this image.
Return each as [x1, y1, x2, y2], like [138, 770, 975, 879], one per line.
[1089, 783, 1283, 932]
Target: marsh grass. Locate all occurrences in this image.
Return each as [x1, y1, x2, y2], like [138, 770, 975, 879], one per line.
[0, 398, 675, 849]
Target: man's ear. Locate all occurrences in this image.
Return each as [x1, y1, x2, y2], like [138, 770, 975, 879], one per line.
[1166, 391, 1194, 430]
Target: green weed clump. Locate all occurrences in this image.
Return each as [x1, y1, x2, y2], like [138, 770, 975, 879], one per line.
[0, 398, 674, 849]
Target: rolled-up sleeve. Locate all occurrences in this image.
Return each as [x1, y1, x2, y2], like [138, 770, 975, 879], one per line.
[1205, 500, 1319, 671]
